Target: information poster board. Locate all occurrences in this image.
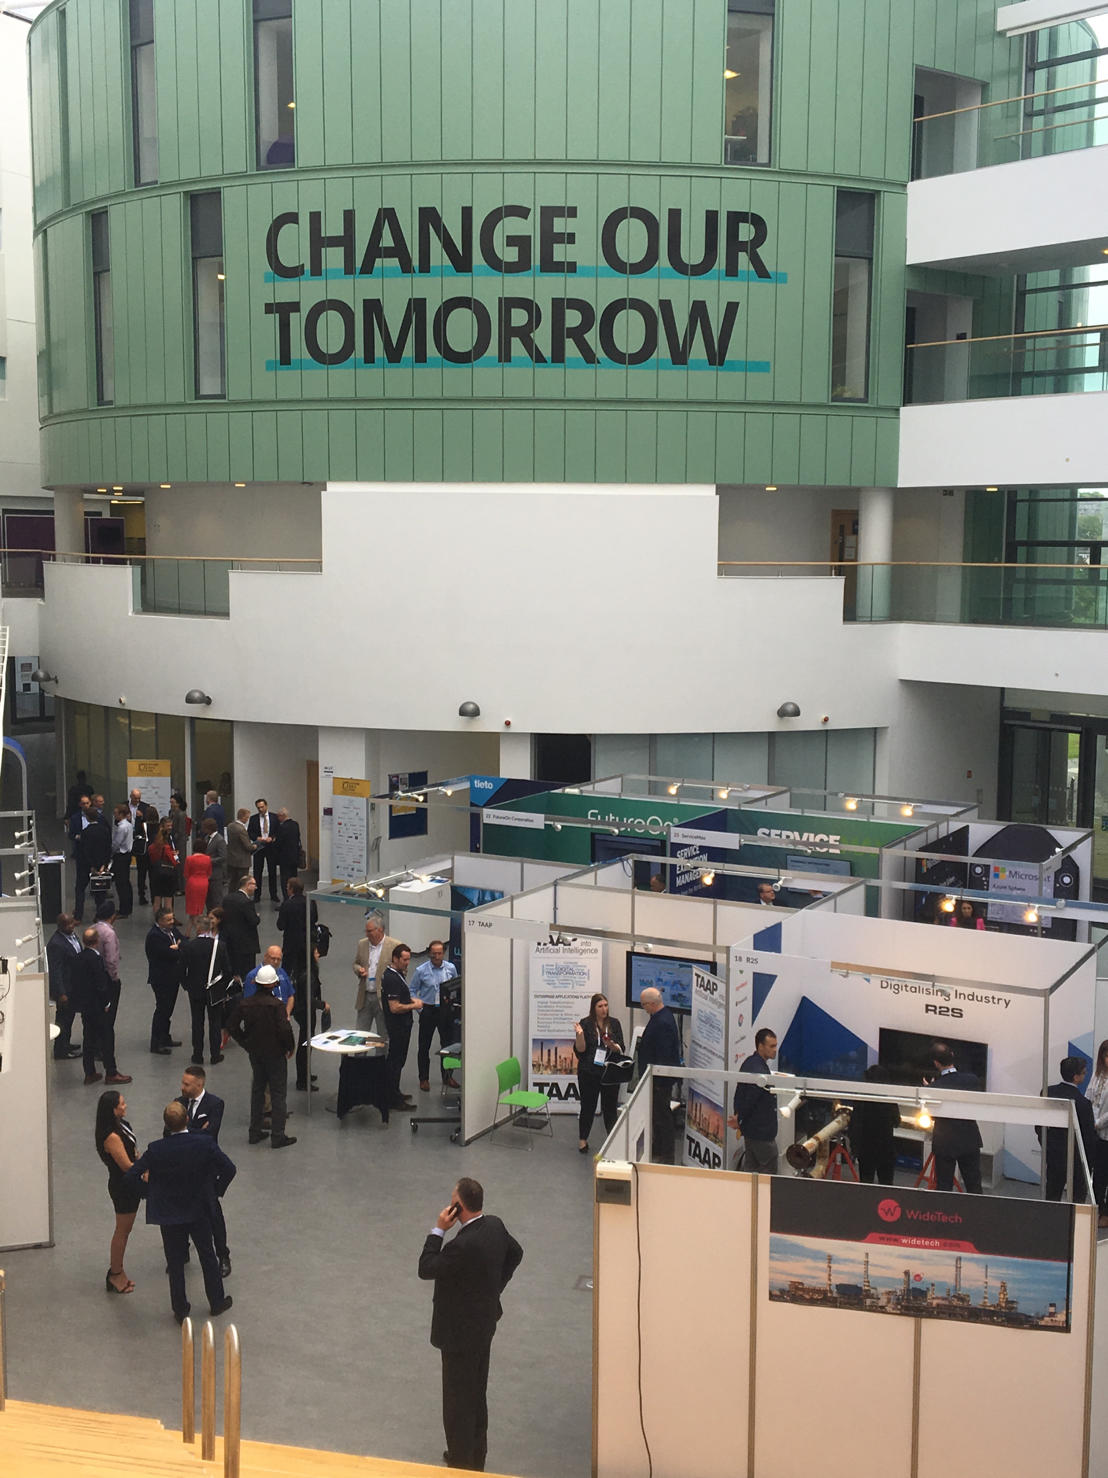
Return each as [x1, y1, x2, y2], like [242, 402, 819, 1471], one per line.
[528, 937, 602, 1113]
[126, 758, 172, 819]
[988, 862, 1049, 927]
[388, 769, 428, 840]
[769, 1178, 1074, 1333]
[685, 965, 727, 1167]
[331, 776, 371, 883]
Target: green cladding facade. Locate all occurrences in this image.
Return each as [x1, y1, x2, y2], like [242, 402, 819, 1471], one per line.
[29, 0, 1023, 489]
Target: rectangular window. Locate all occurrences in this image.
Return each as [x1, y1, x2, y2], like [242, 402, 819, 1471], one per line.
[724, 0, 774, 166]
[91, 210, 114, 406]
[0, 357, 6, 400]
[129, 0, 158, 185]
[254, 0, 294, 169]
[190, 193, 226, 399]
[831, 191, 874, 403]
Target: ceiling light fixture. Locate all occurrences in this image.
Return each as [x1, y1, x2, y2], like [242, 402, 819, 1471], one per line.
[765, 484, 778, 492]
[458, 700, 481, 718]
[184, 689, 213, 706]
[159, 482, 172, 489]
[776, 701, 800, 718]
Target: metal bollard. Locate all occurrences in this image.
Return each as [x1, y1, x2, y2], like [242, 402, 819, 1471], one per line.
[181, 1316, 195, 1443]
[223, 1325, 241, 1478]
[200, 1320, 216, 1461]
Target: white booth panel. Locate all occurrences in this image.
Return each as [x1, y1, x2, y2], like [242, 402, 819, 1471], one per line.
[553, 886, 630, 934]
[0, 971, 51, 1249]
[634, 892, 715, 945]
[461, 903, 514, 1142]
[453, 854, 525, 895]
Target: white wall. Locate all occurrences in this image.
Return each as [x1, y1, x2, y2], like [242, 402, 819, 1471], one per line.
[0, 16, 47, 509]
[232, 721, 316, 844]
[717, 484, 855, 565]
[907, 141, 1108, 273]
[899, 393, 1108, 489]
[373, 728, 500, 873]
[144, 483, 322, 560]
[878, 679, 1000, 811]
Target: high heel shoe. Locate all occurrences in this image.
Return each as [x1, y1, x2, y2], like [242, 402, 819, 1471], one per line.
[106, 1269, 134, 1294]
[578, 1141, 589, 1154]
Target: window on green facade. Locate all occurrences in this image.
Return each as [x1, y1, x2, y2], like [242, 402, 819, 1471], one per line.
[91, 211, 114, 406]
[724, 0, 774, 165]
[831, 191, 874, 403]
[190, 193, 226, 399]
[254, 0, 295, 169]
[129, 0, 158, 185]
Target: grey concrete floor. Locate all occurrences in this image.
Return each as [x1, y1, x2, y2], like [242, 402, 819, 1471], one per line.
[4, 891, 596, 1477]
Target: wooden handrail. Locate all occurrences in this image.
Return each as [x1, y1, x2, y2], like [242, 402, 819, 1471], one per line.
[181, 1316, 195, 1444]
[224, 1326, 241, 1478]
[906, 323, 1108, 351]
[718, 560, 1108, 570]
[200, 1322, 216, 1462]
[0, 547, 320, 564]
[916, 75, 1105, 122]
[0, 1269, 6, 1412]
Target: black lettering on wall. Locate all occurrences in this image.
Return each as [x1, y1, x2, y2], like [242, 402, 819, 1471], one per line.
[538, 206, 577, 273]
[666, 208, 719, 277]
[359, 208, 414, 275]
[264, 300, 302, 364]
[659, 300, 740, 366]
[479, 206, 532, 273]
[362, 298, 428, 363]
[724, 211, 770, 279]
[417, 207, 473, 274]
[497, 297, 547, 363]
[598, 298, 657, 365]
[433, 296, 492, 363]
[265, 211, 303, 278]
[549, 298, 598, 364]
[304, 299, 355, 365]
[600, 208, 660, 274]
[308, 209, 355, 278]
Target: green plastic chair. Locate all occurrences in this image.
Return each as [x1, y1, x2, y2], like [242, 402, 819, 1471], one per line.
[492, 1055, 552, 1147]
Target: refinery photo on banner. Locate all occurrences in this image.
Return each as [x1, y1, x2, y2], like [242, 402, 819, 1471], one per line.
[768, 1179, 1074, 1334]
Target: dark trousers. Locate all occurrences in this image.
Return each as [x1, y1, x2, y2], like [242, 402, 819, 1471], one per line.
[249, 1054, 288, 1138]
[187, 990, 223, 1064]
[417, 1003, 448, 1082]
[252, 846, 279, 899]
[53, 995, 76, 1057]
[651, 1077, 676, 1165]
[441, 1342, 492, 1471]
[292, 999, 318, 1089]
[135, 849, 150, 902]
[857, 1149, 896, 1185]
[73, 858, 90, 920]
[111, 852, 133, 915]
[1046, 1155, 1089, 1203]
[1093, 1139, 1108, 1211]
[577, 1071, 621, 1143]
[149, 978, 180, 1049]
[934, 1149, 982, 1194]
[160, 1219, 225, 1320]
[81, 983, 119, 1077]
[278, 864, 298, 899]
[385, 1017, 412, 1102]
[209, 1199, 230, 1259]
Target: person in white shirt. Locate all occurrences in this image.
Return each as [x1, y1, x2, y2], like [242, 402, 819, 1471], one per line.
[111, 804, 135, 917]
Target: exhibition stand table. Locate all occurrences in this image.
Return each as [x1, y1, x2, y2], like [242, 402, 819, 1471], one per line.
[313, 1029, 390, 1122]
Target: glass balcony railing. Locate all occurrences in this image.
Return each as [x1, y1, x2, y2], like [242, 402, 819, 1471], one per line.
[0, 549, 321, 616]
[718, 561, 1108, 629]
[913, 75, 1108, 179]
[904, 325, 1108, 405]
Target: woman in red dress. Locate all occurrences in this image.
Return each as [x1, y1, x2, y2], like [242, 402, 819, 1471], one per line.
[183, 842, 212, 937]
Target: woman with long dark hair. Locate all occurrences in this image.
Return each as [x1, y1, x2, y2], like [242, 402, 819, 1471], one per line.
[949, 898, 985, 930]
[147, 819, 179, 914]
[1089, 1040, 1108, 1227]
[573, 992, 626, 1155]
[95, 1089, 141, 1293]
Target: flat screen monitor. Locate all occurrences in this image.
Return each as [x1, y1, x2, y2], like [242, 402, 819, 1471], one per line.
[878, 1027, 988, 1090]
[625, 950, 715, 1015]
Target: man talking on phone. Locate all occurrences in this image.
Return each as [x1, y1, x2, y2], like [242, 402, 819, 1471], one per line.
[418, 1177, 523, 1472]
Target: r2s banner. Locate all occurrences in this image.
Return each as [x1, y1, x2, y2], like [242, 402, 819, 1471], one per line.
[528, 937, 603, 1113]
[686, 966, 727, 1168]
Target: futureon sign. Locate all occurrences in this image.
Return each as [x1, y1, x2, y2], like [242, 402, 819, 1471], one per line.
[262, 203, 786, 374]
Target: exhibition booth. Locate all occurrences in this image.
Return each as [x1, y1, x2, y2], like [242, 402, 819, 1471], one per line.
[593, 1066, 1106, 1478]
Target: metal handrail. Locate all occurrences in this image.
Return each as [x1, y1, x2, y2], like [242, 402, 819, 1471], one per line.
[181, 1316, 195, 1444]
[717, 559, 1108, 571]
[25, 548, 321, 565]
[906, 322, 1108, 351]
[916, 75, 1105, 122]
[224, 1326, 241, 1478]
[200, 1321, 216, 1461]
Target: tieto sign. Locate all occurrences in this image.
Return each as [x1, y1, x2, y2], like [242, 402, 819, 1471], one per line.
[262, 203, 785, 374]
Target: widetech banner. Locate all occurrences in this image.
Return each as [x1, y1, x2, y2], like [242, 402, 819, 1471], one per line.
[262, 198, 786, 377]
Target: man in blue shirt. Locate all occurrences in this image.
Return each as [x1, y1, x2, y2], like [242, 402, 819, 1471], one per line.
[636, 987, 682, 1164]
[243, 949, 294, 1015]
[729, 1028, 779, 1174]
[409, 939, 459, 1091]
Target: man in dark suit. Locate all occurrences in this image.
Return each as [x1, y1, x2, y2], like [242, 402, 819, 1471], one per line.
[125, 1100, 235, 1324]
[70, 793, 110, 921]
[202, 789, 227, 833]
[928, 1041, 983, 1194]
[201, 818, 228, 909]
[145, 909, 184, 1054]
[46, 912, 83, 1059]
[1041, 1056, 1097, 1202]
[418, 1177, 523, 1472]
[220, 875, 261, 979]
[273, 808, 301, 899]
[636, 986, 683, 1165]
[70, 926, 131, 1086]
[128, 790, 152, 905]
[177, 1065, 232, 1276]
[248, 798, 279, 901]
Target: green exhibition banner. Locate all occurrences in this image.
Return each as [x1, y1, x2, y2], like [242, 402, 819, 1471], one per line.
[729, 809, 922, 879]
[482, 791, 713, 864]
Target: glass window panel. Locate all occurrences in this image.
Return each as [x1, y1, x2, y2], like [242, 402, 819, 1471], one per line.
[132, 41, 158, 184]
[107, 708, 131, 796]
[193, 257, 226, 397]
[835, 191, 875, 259]
[769, 731, 827, 792]
[255, 13, 295, 168]
[831, 257, 870, 402]
[712, 733, 769, 784]
[90, 210, 110, 271]
[192, 718, 234, 816]
[651, 734, 714, 789]
[724, 6, 774, 165]
[155, 713, 186, 803]
[826, 728, 876, 795]
[128, 709, 157, 759]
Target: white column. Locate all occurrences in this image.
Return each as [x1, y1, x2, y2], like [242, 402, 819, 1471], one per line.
[499, 730, 531, 778]
[53, 488, 85, 560]
[857, 486, 894, 621]
[316, 726, 369, 885]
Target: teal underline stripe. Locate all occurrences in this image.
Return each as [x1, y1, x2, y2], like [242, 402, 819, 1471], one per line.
[264, 356, 772, 373]
[261, 265, 787, 285]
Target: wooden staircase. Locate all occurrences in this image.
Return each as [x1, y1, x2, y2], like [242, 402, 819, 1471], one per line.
[0, 1400, 512, 1477]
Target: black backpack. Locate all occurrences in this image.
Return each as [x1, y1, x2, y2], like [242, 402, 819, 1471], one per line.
[313, 921, 332, 958]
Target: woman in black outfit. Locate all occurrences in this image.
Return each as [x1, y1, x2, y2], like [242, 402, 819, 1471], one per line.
[95, 1089, 141, 1293]
[574, 992, 626, 1154]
